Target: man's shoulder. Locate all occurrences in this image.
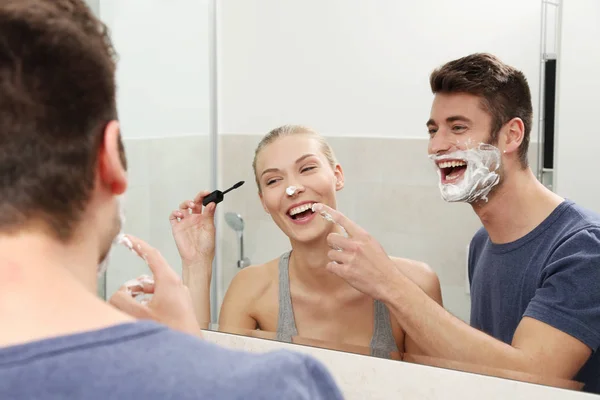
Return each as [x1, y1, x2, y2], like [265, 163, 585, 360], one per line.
[1, 322, 342, 399]
[544, 200, 600, 254]
[102, 323, 341, 398]
[559, 200, 600, 233]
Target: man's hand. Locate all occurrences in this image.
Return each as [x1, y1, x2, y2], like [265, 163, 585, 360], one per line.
[170, 190, 217, 268]
[109, 234, 202, 337]
[312, 203, 403, 301]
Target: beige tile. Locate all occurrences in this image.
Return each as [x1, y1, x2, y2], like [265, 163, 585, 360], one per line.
[148, 135, 211, 185]
[442, 284, 472, 323]
[122, 138, 151, 188]
[374, 228, 476, 288]
[378, 138, 440, 186]
[326, 136, 386, 184]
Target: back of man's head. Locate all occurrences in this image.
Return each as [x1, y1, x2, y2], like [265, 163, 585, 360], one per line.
[0, 0, 124, 242]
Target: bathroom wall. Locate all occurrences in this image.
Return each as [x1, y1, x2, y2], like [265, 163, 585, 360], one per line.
[218, 0, 542, 139]
[97, 0, 214, 297]
[215, 0, 543, 323]
[554, 0, 600, 214]
[84, 0, 99, 15]
[218, 136, 538, 323]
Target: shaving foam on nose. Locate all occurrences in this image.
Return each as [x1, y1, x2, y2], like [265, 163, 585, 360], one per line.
[286, 186, 297, 196]
[429, 143, 501, 203]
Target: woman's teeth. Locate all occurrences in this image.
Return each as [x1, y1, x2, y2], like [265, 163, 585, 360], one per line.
[289, 203, 314, 216]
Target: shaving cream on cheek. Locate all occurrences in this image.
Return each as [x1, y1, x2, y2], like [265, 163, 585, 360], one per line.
[430, 143, 502, 203]
[97, 194, 129, 277]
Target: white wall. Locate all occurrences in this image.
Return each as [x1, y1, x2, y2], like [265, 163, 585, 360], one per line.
[555, 0, 600, 213]
[100, 0, 211, 138]
[219, 0, 542, 139]
[84, 0, 100, 16]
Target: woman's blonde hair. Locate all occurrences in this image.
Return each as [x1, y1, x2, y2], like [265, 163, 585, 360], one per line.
[252, 125, 338, 192]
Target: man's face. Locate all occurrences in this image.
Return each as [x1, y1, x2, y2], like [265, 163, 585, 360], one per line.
[96, 122, 128, 276]
[97, 194, 125, 276]
[427, 93, 504, 203]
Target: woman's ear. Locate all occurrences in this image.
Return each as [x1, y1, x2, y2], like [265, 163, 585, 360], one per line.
[334, 164, 344, 191]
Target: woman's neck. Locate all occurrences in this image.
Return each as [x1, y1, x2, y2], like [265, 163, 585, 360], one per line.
[288, 225, 357, 294]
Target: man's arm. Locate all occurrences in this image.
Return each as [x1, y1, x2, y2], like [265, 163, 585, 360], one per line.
[393, 258, 444, 355]
[386, 228, 600, 379]
[383, 274, 591, 379]
[314, 203, 599, 381]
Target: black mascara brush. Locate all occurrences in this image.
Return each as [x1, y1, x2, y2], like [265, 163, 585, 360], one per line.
[202, 181, 245, 206]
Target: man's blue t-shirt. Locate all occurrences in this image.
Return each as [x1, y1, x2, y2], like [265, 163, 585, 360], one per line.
[468, 199, 600, 393]
[0, 321, 343, 399]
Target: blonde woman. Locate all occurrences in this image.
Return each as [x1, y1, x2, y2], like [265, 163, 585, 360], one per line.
[171, 125, 443, 358]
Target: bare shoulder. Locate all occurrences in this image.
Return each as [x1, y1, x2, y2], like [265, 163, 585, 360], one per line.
[390, 256, 442, 304]
[226, 257, 279, 302]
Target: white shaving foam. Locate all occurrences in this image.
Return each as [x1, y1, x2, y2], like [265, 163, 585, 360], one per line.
[429, 143, 501, 203]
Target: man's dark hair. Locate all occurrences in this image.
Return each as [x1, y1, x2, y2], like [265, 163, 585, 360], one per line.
[0, 0, 125, 241]
[430, 53, 533, 167]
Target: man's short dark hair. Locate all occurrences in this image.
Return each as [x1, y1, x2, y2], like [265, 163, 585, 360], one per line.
[0, 0, 125, 241]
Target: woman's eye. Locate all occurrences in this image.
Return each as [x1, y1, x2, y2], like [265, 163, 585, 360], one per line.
[266, 178, 278, 186]
[301, 166, 317, 173]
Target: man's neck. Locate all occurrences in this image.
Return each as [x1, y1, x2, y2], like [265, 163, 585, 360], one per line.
[471, 167, 564, 244]
[0, 231, 133, 348]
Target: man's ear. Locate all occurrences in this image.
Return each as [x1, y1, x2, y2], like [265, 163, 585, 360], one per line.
[500, 117, 525, 156]
[98, 120, 127, 195]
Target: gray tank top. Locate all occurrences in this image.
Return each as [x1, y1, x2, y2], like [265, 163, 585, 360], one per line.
[275, 251, 399, 358]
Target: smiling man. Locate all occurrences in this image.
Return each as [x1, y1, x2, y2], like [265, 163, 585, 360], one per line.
[313, 53, 600, 393]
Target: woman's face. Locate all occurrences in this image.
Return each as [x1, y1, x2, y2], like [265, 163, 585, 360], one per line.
[256, 135, 344, 243]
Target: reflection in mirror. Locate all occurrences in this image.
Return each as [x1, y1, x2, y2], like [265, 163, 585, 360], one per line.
[207, 0, 600, 395]
[94, 0, 214, 299]
[100, 0, 600, 395]
[212, 323, 584, 392]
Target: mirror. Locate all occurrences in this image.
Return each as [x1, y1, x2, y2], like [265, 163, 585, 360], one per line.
[96, 0, 600, 395]
[95, 0, 215, 300]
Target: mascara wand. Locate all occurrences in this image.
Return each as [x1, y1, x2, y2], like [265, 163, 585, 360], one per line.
[202, 181, 245, 206]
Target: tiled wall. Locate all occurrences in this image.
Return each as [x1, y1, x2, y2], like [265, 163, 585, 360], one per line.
[104, 133, 538, 326]
[217, 134, 539, 323]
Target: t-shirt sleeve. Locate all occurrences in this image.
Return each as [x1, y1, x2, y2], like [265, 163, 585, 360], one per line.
[524, 227, 600, 351]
